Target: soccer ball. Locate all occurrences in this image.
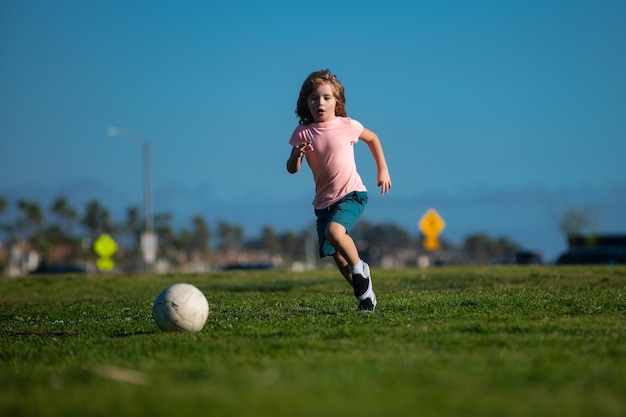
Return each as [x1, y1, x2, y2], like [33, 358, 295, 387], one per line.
[152, 283, 209, 332]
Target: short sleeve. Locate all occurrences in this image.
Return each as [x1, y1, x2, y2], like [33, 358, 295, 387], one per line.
[349, 118, 364, 143]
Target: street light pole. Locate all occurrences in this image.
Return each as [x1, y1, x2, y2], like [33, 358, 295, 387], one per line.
[107, 127, 157, 268]
[107, 126, 153, 231]
[142, 140, 153, 231]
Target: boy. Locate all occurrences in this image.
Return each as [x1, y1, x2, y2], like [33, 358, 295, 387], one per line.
[287, 69, 392, 311]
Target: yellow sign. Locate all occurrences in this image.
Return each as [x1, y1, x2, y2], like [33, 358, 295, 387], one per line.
[423, 237, 441, 251]
[419, 209, 445, 236]
[94, 234, 118, 257]
[94, 234, 117, 271]
[97, 257, 115, 271]
[418, 209, 445, 251]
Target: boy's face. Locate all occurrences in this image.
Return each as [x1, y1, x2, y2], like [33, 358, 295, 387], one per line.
[308, 83, 337, 123]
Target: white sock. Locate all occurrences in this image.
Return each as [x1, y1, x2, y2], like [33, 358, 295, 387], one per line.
[350, 260, 365, 276]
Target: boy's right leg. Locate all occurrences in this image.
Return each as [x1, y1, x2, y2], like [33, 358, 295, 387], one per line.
[332, 252, 353, 286]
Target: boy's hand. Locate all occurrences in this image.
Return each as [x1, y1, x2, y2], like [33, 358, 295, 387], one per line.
[377, 170, 392, 195]
[298, 141, 314, 156]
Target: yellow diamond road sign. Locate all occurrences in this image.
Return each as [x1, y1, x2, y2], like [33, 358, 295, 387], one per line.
[419, 209, 445, 252]
[97, 257, 115, 272]
[94, 234, 118, 258]
[423, 237, 441, 251]
[419, 209, 445, 238]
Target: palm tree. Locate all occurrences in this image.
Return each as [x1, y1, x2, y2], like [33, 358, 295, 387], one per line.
[217, 221, 244, 253]
[173, 215, 211, 263]
[260, 225, 281, 256]
[50, 197, 78, 238]
[191, 215, 211, 254]
[81, 200, 112, 239]
[0, 196, 7, 270]
[216, 221, 245, 265]
[125, 206, 142, 247]
[17, 200, 43, 246]
[119, 205, 144, 271]
[154, 211, 173, 257]
[0, 196, 6, 239]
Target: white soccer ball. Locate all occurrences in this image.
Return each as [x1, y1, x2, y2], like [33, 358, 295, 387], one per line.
[152, 283, 209, 332]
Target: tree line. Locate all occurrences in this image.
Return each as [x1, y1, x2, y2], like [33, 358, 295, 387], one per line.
[0, 195, 539, 273]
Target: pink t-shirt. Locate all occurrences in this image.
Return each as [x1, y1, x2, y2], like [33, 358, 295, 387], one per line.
[289, 117, 367, 209]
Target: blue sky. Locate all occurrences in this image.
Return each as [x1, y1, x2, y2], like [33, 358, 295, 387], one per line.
[1, 0, 625, 261]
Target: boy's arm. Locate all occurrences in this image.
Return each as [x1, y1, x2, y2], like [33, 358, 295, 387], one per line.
[359, 128, 392, 195]
[286, 142, 314, 174]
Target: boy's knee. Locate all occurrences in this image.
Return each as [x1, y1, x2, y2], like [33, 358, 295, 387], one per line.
[325, 222, 346, 244]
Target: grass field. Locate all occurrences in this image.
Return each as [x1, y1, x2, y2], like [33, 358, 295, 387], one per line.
[1, 266, 625, 417]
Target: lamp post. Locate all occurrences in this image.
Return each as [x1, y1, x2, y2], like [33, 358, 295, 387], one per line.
[107, 126, 153, 231]
[107, 126, 157, 267]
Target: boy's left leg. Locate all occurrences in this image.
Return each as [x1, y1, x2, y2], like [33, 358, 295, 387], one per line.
[326, 222, 376, 311]
[325, 221, 360, 267]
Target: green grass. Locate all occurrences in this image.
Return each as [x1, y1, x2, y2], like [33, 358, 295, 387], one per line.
[1, 266, 625, 417]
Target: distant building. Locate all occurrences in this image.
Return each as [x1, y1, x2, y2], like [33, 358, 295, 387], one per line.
[516, 250, 542, 265]
[557, 234, 626, 265]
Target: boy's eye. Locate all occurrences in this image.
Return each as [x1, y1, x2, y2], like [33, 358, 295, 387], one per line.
[309, 94, 333, 102]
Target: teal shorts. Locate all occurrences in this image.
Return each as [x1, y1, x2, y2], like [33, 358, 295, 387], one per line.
[315, 191, 368, 258]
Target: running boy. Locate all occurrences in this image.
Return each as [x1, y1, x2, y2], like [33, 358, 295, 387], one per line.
[286, 69, 392, 311]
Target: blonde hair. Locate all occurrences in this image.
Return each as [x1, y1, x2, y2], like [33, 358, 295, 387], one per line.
[295, 69, 347, 124]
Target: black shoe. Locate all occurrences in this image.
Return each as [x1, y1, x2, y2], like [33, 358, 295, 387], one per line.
[353, 262, 376, 311]
[358, 297, 376, 311]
